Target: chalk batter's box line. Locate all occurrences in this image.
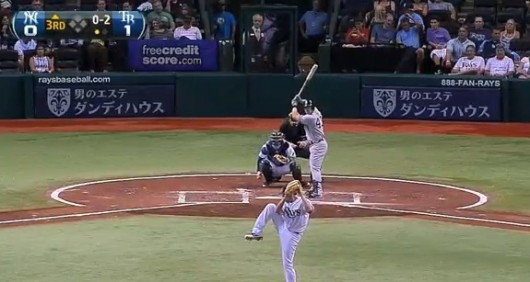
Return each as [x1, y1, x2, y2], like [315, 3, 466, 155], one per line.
[168, 191, 245, 194]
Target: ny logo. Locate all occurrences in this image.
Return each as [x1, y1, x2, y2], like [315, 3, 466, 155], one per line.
[24, 11, 38, 25]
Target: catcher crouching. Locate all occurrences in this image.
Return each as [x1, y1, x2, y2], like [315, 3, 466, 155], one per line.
[256, 131, 303, 187]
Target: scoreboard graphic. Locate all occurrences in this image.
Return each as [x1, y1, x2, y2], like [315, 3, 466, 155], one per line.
[11, 11, 146, 39]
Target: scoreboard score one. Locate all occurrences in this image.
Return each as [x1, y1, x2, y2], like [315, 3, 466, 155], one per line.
[12, 11, 146, 40]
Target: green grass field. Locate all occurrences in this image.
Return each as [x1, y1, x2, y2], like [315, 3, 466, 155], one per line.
[1, 130, 530, 281]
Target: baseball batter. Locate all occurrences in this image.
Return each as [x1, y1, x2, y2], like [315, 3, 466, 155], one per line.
[245, 180, 315, 282]
[257, 131, 303, 187]
[289, 98, 328, 198]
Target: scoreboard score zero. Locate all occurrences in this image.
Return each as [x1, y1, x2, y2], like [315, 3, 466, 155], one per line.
[12, 11, 146, 40]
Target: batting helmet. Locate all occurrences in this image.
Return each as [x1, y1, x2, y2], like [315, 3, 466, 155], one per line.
[301, 99, 314, 114]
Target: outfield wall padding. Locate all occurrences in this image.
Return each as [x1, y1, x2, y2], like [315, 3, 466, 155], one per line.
[0, 73, 529, 121]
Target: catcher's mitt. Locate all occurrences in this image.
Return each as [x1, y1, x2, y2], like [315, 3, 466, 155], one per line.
[273, 154, 290, 165]
[283, 180, 303, 196]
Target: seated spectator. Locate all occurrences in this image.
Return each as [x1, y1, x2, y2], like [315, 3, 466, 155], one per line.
[484, 45, 515, 78]
[468, 16, 491, 47]
[412, 0, 428, 17]
[96, 0, 106, 11]
[344, 18, 369, 45]
[147, 0, 175, 30]
[367, 0, 395, 24]
[29, 44, 53, 73]
[395, 18, 425, 73]
[374, 0, 395, 15]
[500, 19, 520, 48]
[174, 4, 193, 26]
[370, 14, 396, 44]
[516, 53, 530, 79]
[369, 5, 389, 25]
[0, 0, 11, 17]
[398, 3, 425, 30]
[299, 0, 329, 53]
[428, 0, 455, 20]
[0, 15, 15, 49]
[146, 18, 173, 39]
[426, 17, 451, 73]
[450, 45, 485, 75]
[479, 28, 517, 60]
[444, 26, 475, 70]
[14, 38, 36, 71]
[211, 0, 236, 41]
[122, 1, 133, 11]
[30, 0, 43, 11]
[173, 17, 202, 40]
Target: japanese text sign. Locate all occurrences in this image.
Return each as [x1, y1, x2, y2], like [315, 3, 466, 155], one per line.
[34, 84, 176, 118]
[361, 86, 501, 121]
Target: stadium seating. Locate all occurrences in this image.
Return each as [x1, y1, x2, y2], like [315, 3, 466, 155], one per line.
[0, 49, 18, 72]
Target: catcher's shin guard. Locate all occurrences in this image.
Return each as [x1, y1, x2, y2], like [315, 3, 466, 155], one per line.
[260, 159, 274, 184]
[290, 162, 302, 181]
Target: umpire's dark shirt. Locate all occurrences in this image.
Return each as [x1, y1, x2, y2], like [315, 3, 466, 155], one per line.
[279, 118, 306, 144]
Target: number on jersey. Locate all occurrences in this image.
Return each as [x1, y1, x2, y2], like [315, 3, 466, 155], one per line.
[315, 118, 322, 128]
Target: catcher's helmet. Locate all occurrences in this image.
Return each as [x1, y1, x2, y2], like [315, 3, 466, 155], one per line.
[269, 131, 285, 141]
[269, 131, 285, 150]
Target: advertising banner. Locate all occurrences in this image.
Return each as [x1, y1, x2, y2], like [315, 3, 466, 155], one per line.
[34, 75, 176, 118]
[128, 39, 218, 71]
[361, 86, 501, 121]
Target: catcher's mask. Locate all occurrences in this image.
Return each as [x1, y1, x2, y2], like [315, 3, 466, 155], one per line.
[269, 131, 285, 150]
[301, 99, 314, 114]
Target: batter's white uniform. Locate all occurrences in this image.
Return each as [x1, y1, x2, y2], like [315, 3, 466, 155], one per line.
[251, 198, 310, 282]
[300, 107, 328, 190]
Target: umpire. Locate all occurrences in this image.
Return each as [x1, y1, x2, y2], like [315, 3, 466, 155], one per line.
[278, 116, 310, 159]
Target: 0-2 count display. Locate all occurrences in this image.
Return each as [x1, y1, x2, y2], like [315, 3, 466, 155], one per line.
[11, 10, 146, 40]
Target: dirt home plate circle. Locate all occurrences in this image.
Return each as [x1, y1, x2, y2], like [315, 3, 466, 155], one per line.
[50, 173, 487, 219]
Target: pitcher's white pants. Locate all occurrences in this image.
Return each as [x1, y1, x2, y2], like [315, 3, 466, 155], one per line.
[251, 203, 302, 282]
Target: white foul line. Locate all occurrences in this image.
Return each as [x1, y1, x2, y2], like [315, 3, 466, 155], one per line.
[347, 205, 530, 228]
[49, 173, 488, 209]
[0, 203, 202, 225]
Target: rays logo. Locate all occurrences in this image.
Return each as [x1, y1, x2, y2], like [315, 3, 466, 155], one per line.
[47, 88, 71, 117]
[373, 89, 396, 118]
[284, 207, 302, 218]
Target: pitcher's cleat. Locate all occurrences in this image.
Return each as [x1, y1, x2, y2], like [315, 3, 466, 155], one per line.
[244, 233, 263, 241]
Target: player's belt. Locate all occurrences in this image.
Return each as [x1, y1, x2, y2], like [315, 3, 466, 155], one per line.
[310, 139, 325, 145]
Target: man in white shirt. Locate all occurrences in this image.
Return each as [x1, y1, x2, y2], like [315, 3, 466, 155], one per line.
[14, 38, 37, 72]
[450, 45, 485, 75]
[484, 45, 515, 78]
[173, 17, 202, 40]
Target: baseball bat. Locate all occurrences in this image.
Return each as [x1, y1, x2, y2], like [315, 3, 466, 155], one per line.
[293, 64, 319, 100]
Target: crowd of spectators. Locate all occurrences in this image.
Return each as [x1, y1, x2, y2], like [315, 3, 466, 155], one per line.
[0, 0, 530, 78]
[332, 0, 530, 78]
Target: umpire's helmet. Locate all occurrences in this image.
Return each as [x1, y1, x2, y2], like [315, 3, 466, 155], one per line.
[301, 99, 314, 114]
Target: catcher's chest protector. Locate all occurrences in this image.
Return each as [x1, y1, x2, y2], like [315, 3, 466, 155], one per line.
[266, 142, 289, 157]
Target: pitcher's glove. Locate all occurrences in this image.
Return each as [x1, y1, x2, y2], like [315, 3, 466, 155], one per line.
[273, 154, 290, 165]
[283, 180, 303, 196]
